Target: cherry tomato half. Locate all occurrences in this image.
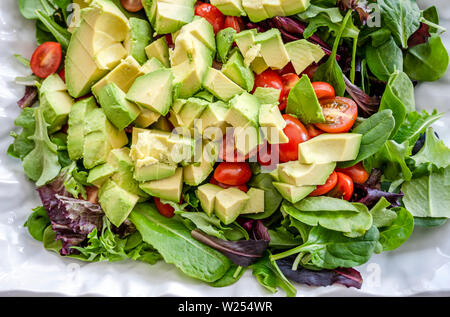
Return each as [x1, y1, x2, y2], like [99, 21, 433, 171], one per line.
[218, 132, 258, 162]
[154, 197, 175, 218]
[336, 163, 370, 184]
[305, 124, 324, 139]
[223, 16, 244, 33]
[58, 68, 65, 82]
[195, 3, 225, 34]
[253, 69, 284, 103]
[279, 73, 300, 111]
[328, 172, 354, 201]
[278, 114, 310, 163]
[30, 42, 62, 78]
[213, 162, 252, 186]
[120, 0, 143, 12]
[314, 97, 358, 133]
[210, 177, 249, 193]
[312, 82, 335, 100]
[309, 171, 338, 197]
[257, 142, 279, 169]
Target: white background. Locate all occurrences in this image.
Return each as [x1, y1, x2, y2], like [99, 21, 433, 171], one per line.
[0, 0, 449, 296]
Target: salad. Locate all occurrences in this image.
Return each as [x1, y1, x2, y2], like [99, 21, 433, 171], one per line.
[8, 0, 450, 296]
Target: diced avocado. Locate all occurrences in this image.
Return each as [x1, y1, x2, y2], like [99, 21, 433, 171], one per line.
[210, 0, 246, 16]
[272, 182, 315, 204]
[194, 90, 215, 102]
[126, 69, 174, 115]
[96, 82, 141, 130]
[250, 55, 269, 74]
[174, 17, 216, 52]
[125, 17, 153, 65]
[241, 188, 265, 214]
[234, 126, 264, 156]
[178, 97, 209, 129]
[39, 74, 74, 133]
[221, 50, 255, 91]
[171, 61, 203, 99]
[280, 0, 310, 15]
[234, 29, 258, 55]
[149, 1, 195, 35]
[234, 29, 269, 73]
[214, 188, 249, 225]
[83, 107, 128, 169]
[141, 57, 165, 74]
[262, 0, 286, 17]
[255, 29, 290, 70]
[145, 37, 170, 68]
[216, 28, 237, 63]
[259, 104, 289, 144]
[200, 101, 229, 140]
[225, 92, 260, 128]
[65, 0, 130, 98]
[99, 179, 139, 227]
[139, 167, 183, 202]
[298, 133, 362, 164]
[253, 87, 281, 105]
[203, 67, 245, 101]
[134, 107, 161, 128]
[91, 56, 144, 97]
[285, 39, 324, 75]
[183, 141, 218, 186]
[151, 115, 173, 131]
[196, 184, 223, 216]
[286, 74, 325, 124]
[269, 168, 279, 181]
[87, 163, 116, 187]
[277, 161, 336, 186]
[242, 0, 270, 22]
[134, 162, 177, 182]
[67, 96, 97, 161]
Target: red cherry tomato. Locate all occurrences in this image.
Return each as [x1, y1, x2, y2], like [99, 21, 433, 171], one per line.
[314, 97, 358, 133]
[257, 142, 279, 169]
[223, 16, 244, 33]
[305, 124, 324, 138]
[312, 82, 335, 100]
[154, 197, 175, 218]
[278, 62, 296, 76]
[279, 73, 300, 111]
[195, 3, 225, 34]
[336, 163, 370, 184]
[30, 42, 62, 78]
[120, 0, 143, 12]
[58, 68, 65, 82]
[218, 131, 259, 162]
[253, 69, 284, 103]
[301, 64, 319, 80]
[213, 162, 252, 186]
[278, 114, 310, 163]
[210, 177, 249, 193]
[308, 171, 338, 197]
[328, 172, 354, 201]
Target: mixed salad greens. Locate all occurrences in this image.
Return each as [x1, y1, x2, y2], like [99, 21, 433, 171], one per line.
[9, 0, 450, 296]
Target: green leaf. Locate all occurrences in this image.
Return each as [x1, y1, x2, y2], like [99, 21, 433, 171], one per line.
[365, 36, 403, 82]
[25, 206, 50, 241]
[378, 207, 414, 251]
[369, 197, 398, 228]
[8, 107, 36, 160]
[411, 127, 450, 169]
[371, 140, 413, 182]
[130, 203, 231, 283]
[268, 226, 303, 249]
[22, 107, 61, 186]
[297, 4, 343, 23]
[402, 166, 450, 218]
[338, 110, 395, 168]
[18, 0, 56, 19]
[35, 9, 71, 50]
[393, 110, 443, 146]
[209, 264, 246, 288]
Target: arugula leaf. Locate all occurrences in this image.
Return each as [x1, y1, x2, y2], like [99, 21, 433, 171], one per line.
[8, 107, 36, 160]
[22, 107, 61, 186]
[378, 207, 414, 251]
[393, 110, 443, 146]
[365, 36, 403, 82]
[411, 127, 450, 169]
[35, 9, 71, 50]
[24, 206, 50, 241]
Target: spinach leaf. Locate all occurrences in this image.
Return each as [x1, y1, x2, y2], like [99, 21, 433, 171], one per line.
[18, 0, 56, 20]
[411, 127, 450, 169]
[269, 226, 302, 249]
[404, 35, 449, 82]
[209, 264, 246, 288]
[22, 107, 61, 186]
[24, 206, 50, 241]
[130, 203, 231, 283]
[245, 173, 283, 220]
[378, 0, 421, 49]
[338, 110, 395, 168]
[414, 217, 447, 227]
[365, 36, 403, 82]
[297, 4, 343, 24]
[393, 110, 443, 146]
[369, 197, 397, 228]
[271, 226, 380, 270]
[369, 140, 413, 182]
[402, 166, 450, 218]
[378, 207, 414, 252]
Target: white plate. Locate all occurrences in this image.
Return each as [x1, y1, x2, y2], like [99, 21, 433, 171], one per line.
[0, 0, 449, 297]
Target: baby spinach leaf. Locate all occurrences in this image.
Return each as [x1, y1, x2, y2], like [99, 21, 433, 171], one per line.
[378, 207, 414, 251]
[338, 110, 395, 168]
[209, 264, 246, 288]
[130, 203, 231, 283]
[378, 0, 421, 49]
[365, 36, 403, 82]
[24, 206, 50, 241]
[22, 107, 61, 186]
[404, 35, 449, 82]
[245, 173, 283, 220]
[18, 0, 56, 20]
[411, 127, 450, 169]
[269, 226, 303, 249]
[370, 140, 413, 182]
[402, 166, 450, 218]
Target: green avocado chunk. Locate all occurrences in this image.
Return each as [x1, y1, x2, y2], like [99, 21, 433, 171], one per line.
[225, 92, 260, 128]
[145, 37, 170, 68]
[203, 67, 245, 101]
[139, 167, 183, 202]
[216, 28, 237, 63]
[126, 17, 153, 65]
[196, 183, 223, 216]
[272, 182, 316, 204]
[211, 0, 246, 16]
[221, 50, 255, 91]
[277, 161, 336, 186]
[87, 163, 116, 188]
[285, 39, 325, 75]
[214, 188, 249, 225]
[241, 188, 265, 214]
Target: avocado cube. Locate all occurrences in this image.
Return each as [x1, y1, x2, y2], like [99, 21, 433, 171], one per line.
[214, 188, 249, 225]
[134, 162, 177, 182]
[203, 68, 245, 101]
[141, 57, 165, 74]
[211, 0, 246, 16]
[253, 87, 281, 105]
[262, 0, 286, 17]
[99, 179, 139, 227]
[135, 106, 161, 128]
[96, 82, 141, 130]
[242, 0, 270, 22]
[221, 50, 255, 91]
[139, 168, 183, 202]
[255, 29, 290, 70]
[87, 163, 116, 188]
[152, 2, 194, 35]
[126, 17, 153, 65]
[145, 37, 170, 68]
[241, 188, 265, 214]
[199, 101, 229, 140]
[298, 133, 363, 164]
[225, 92, 260, 128]
[234, 126, 264, 156]
[183, 142, 218, 186]
[285, 39, 325, 75]
[174, 16, 216, 52]
[216, 28, 237, 63]
[194, 90, 215, 102]
[196, 184, 223, 216]
[272, 182, 316, 204]
[259, 104, 289, 144]
[278, 161, 336, 186]
[280, 0, 310, 15]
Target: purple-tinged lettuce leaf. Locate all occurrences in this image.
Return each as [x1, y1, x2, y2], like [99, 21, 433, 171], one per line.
[17, 86, 38, 109]
[344, 75, 381, 117]
[191, 228, 269, 267]
[408, 23, 431, 48]
[352, 183, 404, 209]
[338, 0, 371, 24]
[276, 256, 363, 289]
